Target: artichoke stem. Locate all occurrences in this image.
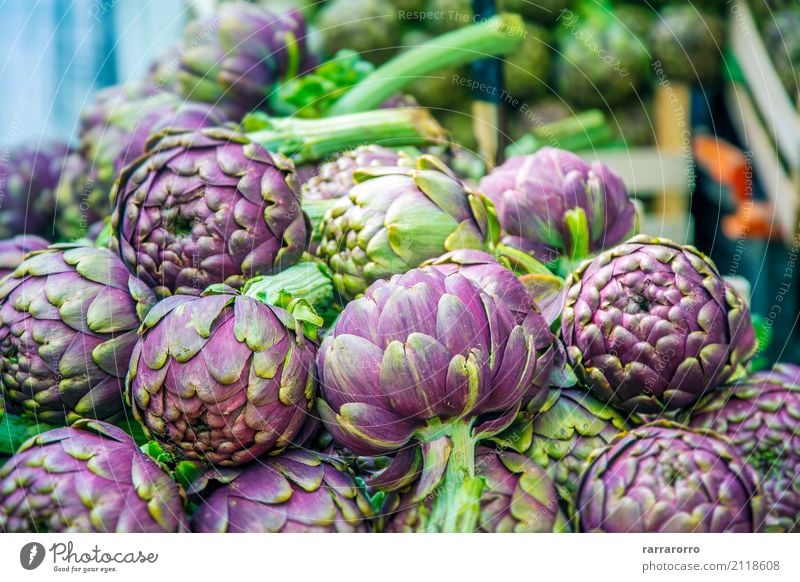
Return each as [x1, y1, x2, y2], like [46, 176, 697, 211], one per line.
[328, 14, 526, 115]
[247, 108, 446, 164]
[427, 419, 484, 533]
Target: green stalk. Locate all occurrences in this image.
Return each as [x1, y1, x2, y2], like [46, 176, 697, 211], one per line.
[246, 108, 446, 164]
[328, 13, 526, 116]
[424, 420, 484, 533]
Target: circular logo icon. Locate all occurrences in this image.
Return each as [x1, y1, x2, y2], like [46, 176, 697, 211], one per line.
[20, 542, 46, 570]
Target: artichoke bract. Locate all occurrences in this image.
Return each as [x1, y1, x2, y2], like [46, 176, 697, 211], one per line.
[0, 140, 70, 239]
[190, 450, 373, 532]
[128, 289, 317, 467]
[386, 448, 570, 532]
[576, 423, 765, 533]
[317, 267, 561, 531]
[524, 388, 633, 501]
[0, 235, 49, 279]
[0, 420, 186, 532]
[478, 148, 636, 270]
[562, 235, 756, 413]
[179, 3, 311, 117]
[301, 145, 403, 202]
[316, 155, 494, 300]
[0, 244, 156, 425]
[689, 364, 800, 532]
[112, 128, 308, 298]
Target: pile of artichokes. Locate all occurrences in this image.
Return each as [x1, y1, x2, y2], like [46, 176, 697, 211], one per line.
[0, 2, 795, 535]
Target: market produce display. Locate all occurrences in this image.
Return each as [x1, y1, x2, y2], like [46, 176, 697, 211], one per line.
[0, 0, 796, 536]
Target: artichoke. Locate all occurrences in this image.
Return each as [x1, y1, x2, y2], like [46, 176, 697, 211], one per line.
[503, 23, 551, 100]
[421, 249, 540, 325]
[179, 3, 312, 117]
[523, 388, 634, 502]
[189, 449, 373, 532]
[562, 236, 756, 414]
[301, 145, 403, 202]
[576, 423, 765, 532]
[316, 154, 494, 300]
[498, 0, 573, 22]
[54, 153, 108, 241]
[317, 0, 401, 64]
[0, 235, 49, 279]
[0, 244, 156, 425]
[0, 420, 186, 532]
[478, 148, 636, 270]
[112, 128, 308, 298]
[649, 5, 726, 83]
[128, 289, 317, 467]
[317, 266, 561, 530]
[555, 10, 649, 107]
[385, 448, 571, 532]
[0, 140, 70, 239]
[689, 364, 800, 532]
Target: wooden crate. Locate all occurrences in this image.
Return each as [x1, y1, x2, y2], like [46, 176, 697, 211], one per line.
[578, 84, 694, 244]
[728, 0, 799, 245]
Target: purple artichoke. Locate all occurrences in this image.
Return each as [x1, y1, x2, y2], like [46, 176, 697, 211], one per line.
[421, 249, 537, 324]
[576, 423, 765, 532]
[128, 290, 317, 466]
[0, 244, 156, 425]
[0, 140, 70, 239]
[59, 84, 226, 241]
[111, 128, 308, 297]
[0, 235, 49, 279]
[317, 267, 557, 456]
[317, 266, 561, 531]
[385, 447, 570, 532]
[561, 235, 756, 413]
[478, 148, 636, 268]
[0, 420, 186, 532]
[179, 3, 312, 118]
[189, 450, 373, 532]
[316, 155, 495, 300]
[689, 364, 800, 532]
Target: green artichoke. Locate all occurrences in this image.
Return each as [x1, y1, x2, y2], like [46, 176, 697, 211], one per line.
[503, 23, 551, 100]
[189, 450, 373, 532]
[562, 236, 756, 413]
[385, 448, 571, 532]
[498, 0, 573, 23]
[689, 364, 800, 532]
[649, 5, 726, 83]
[522, 388, 634, 502]
[0, 244, 156, 425]
[576, 423, 765, 532]
[555, 8, 649, 107]
[0, 420, 186, 532]
[316, 154, 495, 300]
[128, 288, 317, 466]
[317, 0, 401, 64]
